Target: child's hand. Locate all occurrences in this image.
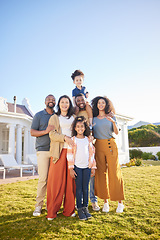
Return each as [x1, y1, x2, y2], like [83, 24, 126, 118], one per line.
[91, 169, 95, 177]
[88, 135, 94, 142]
[70, 169, 77, 179]
[86, 92, 89, 99]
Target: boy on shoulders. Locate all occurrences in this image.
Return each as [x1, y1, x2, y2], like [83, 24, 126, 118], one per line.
[71, 70, 88, 106]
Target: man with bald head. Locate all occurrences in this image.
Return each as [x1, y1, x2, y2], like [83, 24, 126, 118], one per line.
[31, 94, 56, 216]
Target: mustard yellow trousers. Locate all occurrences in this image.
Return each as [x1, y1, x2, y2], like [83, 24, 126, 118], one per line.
[95, 138, 124, 201]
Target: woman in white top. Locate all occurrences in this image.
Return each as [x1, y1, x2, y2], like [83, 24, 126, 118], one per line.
[47, 95, 76, 220]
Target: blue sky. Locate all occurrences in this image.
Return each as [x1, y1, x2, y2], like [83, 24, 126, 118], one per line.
[0, 0, 160, 125]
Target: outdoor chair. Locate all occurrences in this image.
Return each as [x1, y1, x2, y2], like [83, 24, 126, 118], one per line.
[0, 166, 5, 179]
[0, 154, 35, 178]
[26, 154, 38, 172]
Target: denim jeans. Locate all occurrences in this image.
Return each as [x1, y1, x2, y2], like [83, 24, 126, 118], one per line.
[90, 176, 97, 203]
[74, 166, 91, 209]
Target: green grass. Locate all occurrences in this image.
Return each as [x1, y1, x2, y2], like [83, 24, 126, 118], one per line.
[0, 166, 160, 240]
[143, 160, 160, 166]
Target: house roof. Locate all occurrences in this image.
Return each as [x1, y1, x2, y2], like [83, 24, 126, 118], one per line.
[7, 103, 33, 118]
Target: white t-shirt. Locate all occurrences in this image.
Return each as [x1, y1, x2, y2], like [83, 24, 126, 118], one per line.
[75, 136, 89, 168]
[59, 115, 74, 148]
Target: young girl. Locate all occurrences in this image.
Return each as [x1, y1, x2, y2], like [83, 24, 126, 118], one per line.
[67, 116, 96, 220]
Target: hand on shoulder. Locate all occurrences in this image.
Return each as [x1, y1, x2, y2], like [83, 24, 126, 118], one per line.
[46, 124, 55, 134]
[65, 136, 75, 147]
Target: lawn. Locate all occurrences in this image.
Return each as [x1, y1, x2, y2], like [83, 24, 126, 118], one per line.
[143, 160, 160, 166]
[0, 165, 160, 240]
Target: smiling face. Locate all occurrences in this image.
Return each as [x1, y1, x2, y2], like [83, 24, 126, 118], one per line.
[59, 97, 70, 113]
[97, 98, 106, 111]
[75, 121, 85, 136]
[75, 95, 86, 110]
[45, 95, 56, 109]
[73, 75, 84, 88]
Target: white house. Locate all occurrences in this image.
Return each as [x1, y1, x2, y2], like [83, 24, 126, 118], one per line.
[0, 96, 133, 166]
[115, 113, 133, 164]
[0, 96, 35, 164]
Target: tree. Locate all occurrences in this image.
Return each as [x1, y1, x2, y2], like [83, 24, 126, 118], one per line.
[128, 125, 160, 147]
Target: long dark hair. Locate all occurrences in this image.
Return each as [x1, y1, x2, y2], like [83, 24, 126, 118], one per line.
[91, 96, 115, 117]
[56, 95, 74, 118]
[71, 116, 90, 137]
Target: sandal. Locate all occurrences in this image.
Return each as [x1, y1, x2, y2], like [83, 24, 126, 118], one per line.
[92, 202, 100, 211]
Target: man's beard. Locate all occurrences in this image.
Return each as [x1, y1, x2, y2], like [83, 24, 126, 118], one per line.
[47, 103, 55, 109]
[78, 105, 86, 111]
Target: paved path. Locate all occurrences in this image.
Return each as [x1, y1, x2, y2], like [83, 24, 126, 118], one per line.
[0, 169, 39, 185]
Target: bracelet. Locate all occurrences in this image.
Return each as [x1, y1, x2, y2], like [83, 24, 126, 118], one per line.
[89, 126, 93, 130]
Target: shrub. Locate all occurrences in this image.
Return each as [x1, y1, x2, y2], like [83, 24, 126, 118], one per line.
[142, 152, 156, 160]
[156, 151, 160, 160]
[130, 158, 136, 166]
[129, 149, 143, 159]
[135, 158, 143, 166]
[150, 155, 156, 160]
[126, 162, 131, 167]
[126, 158, 143, 167]
[142, 152, 150, 160]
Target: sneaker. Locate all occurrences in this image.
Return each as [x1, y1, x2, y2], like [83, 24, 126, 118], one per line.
[33, 206, 42, 216]
[70, 212, 76, 217]
[47, 218, 55, 220]
[83, 207, 92, 219]
[78, 208, 87, 220]
[116, 203, 124, 213]
[92, 202, 100, 211]
[102, 203, 109, 213]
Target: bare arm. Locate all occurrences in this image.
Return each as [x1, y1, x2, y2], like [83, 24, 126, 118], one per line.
[112, 121, 119, 135]
[85, 103, 93, 126]
[30, 125, 55, 137]
[106, 116, 119, 135]
[72, 96, 76, 107]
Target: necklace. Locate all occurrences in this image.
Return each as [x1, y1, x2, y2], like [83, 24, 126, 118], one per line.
[97, 115, 106, 119]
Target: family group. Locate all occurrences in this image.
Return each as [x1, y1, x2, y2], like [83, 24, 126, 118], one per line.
[30, 70, 125, 221]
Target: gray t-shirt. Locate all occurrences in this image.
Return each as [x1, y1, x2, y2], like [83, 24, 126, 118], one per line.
[93, 116, 117, 139]
[31, 109, 54, 151]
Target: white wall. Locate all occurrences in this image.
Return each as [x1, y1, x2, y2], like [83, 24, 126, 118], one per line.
[116, 116, 130, 164]
[0, 114, 36, 163]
